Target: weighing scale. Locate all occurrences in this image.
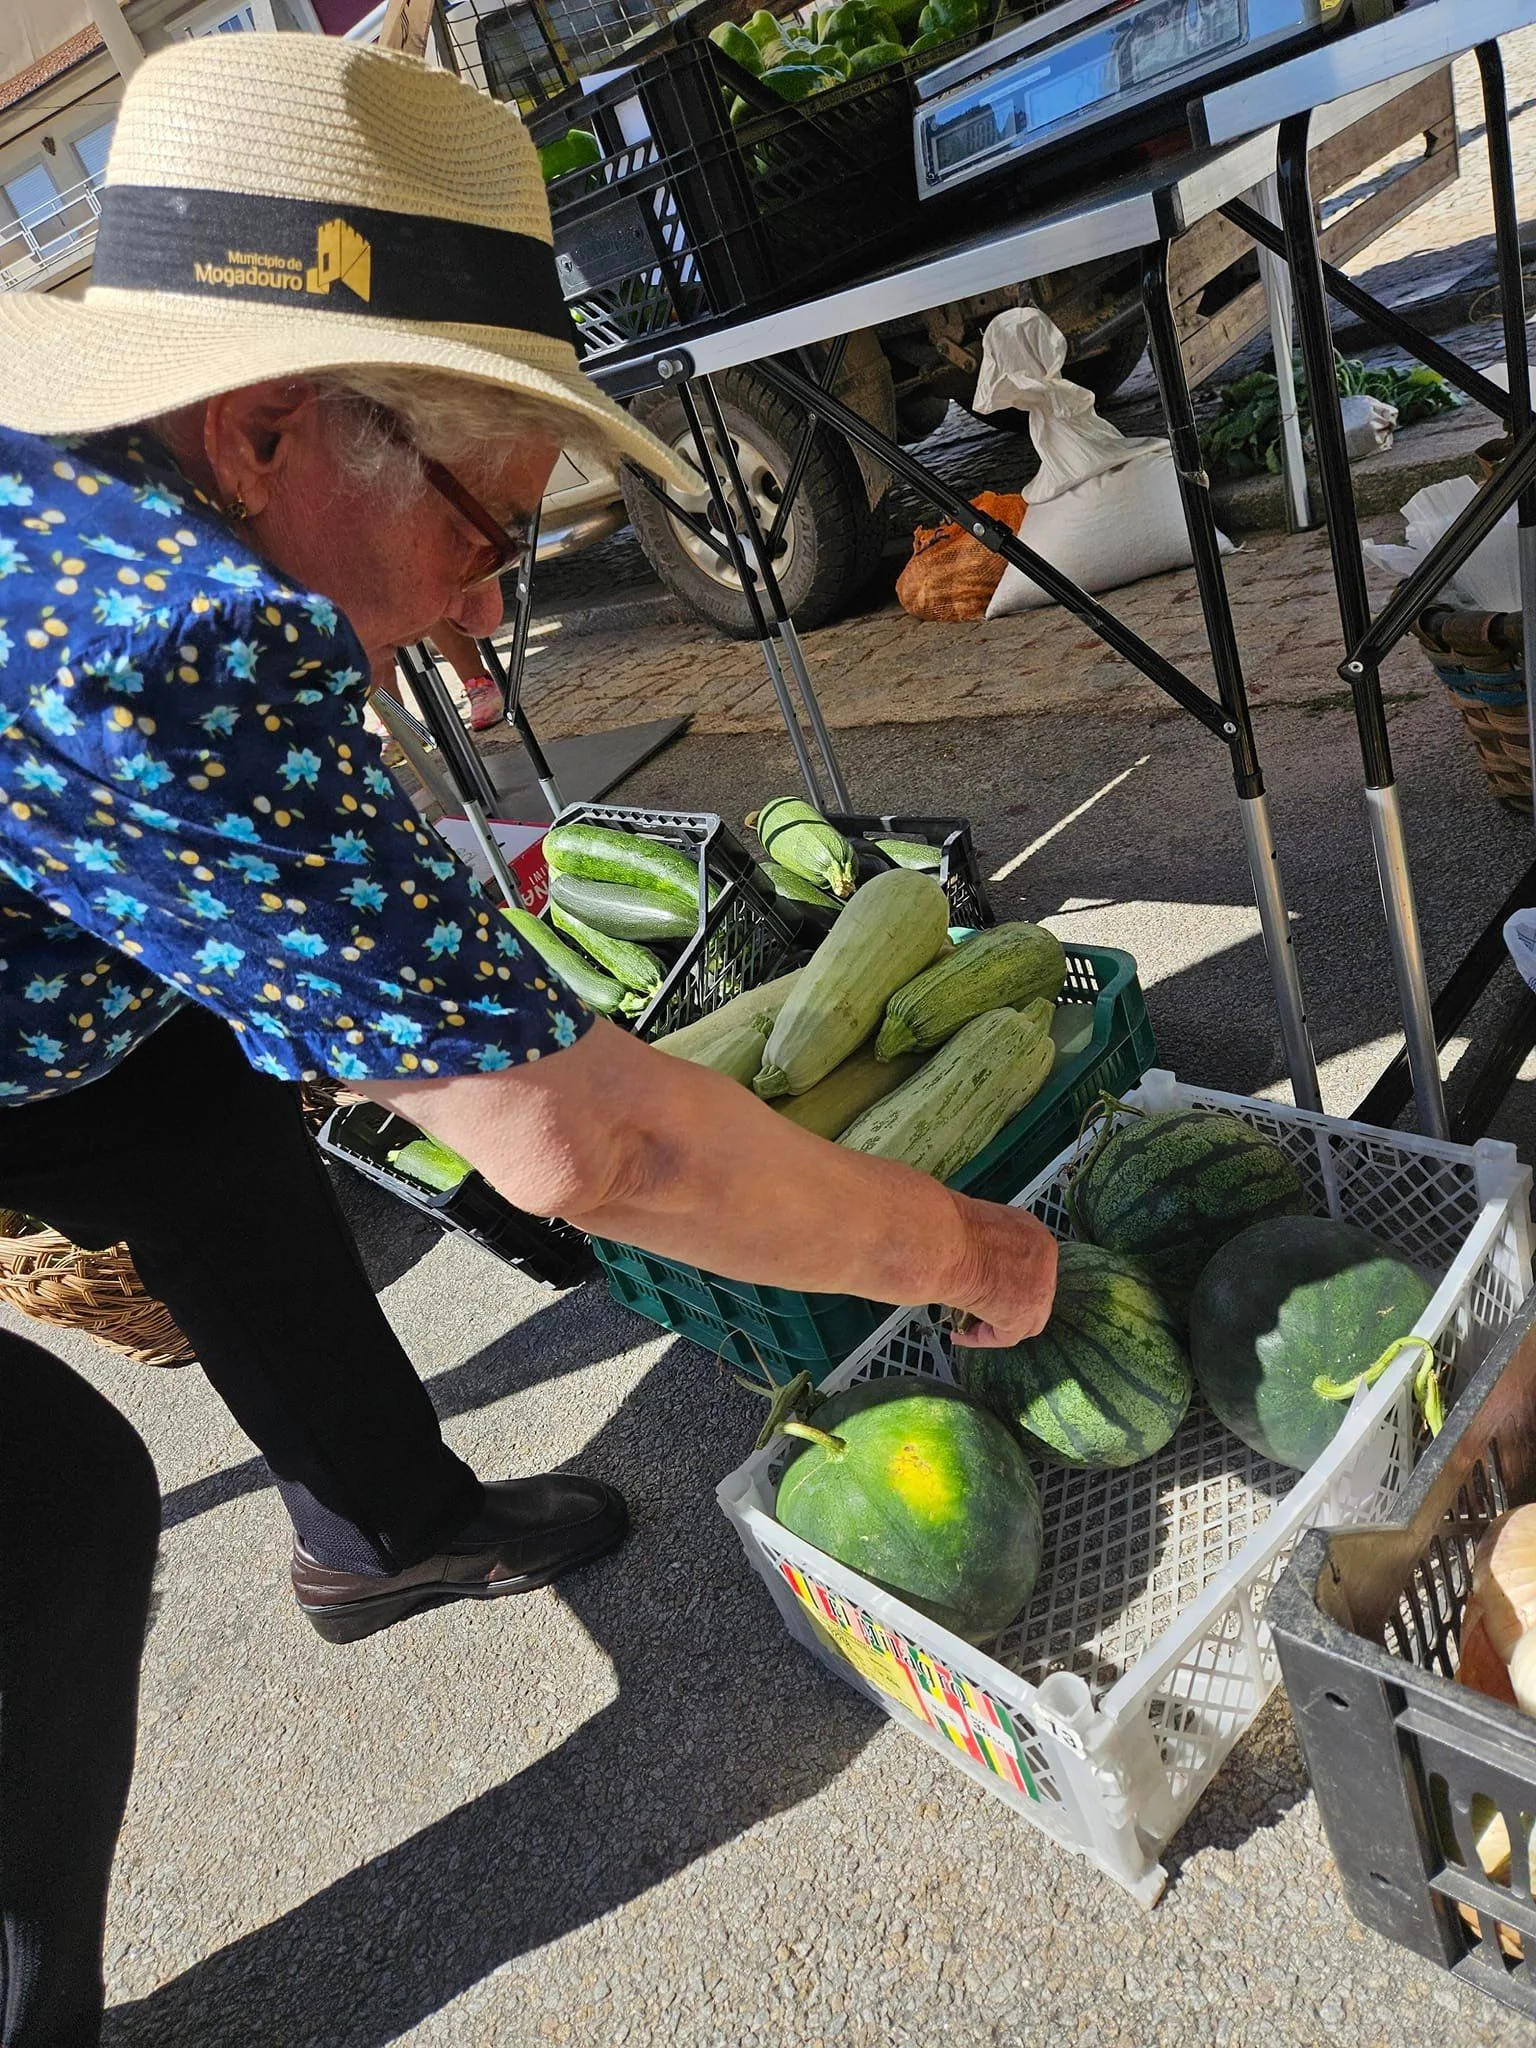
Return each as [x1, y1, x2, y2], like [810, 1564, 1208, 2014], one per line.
[913, 0, 1399, 198]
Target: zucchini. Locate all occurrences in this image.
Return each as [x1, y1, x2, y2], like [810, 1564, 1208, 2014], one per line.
[774, 1044, 926, 1140]
[758, 860, 841, 914]
[549, 903, 665, 995]
[755, 868, 950, 1099]
[876, 922, 1067, 1059]
[751, 797, 857, 899]
[548, 872, 697, 943]
[840, 1002, 1056, 1182]
[388, 1134, 473, 1192]
[872, 837, 943, 873]
[651, 970, 801, 1060]
[542, 821, 703, 914]
[499, 905, 644, 1017]
[678, 1020, 772, 1085]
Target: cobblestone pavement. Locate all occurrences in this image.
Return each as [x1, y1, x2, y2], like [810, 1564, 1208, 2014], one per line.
[493, 515, 1427, 754]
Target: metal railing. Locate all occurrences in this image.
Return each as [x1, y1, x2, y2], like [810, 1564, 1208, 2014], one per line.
[0, 170, 107, 292]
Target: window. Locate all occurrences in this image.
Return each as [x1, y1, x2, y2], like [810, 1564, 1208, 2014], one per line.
[3, 163, 69, 249]
[177, 2, 272, 35]
[73, 119, 116, 187]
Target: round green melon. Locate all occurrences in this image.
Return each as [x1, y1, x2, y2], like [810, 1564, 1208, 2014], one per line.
[773, 1380, 1042, 1642]
[1189, 1215, 1434, 1471]
[1071, 1106, 1310, 1318]
[963, 1242, 1192, 1468]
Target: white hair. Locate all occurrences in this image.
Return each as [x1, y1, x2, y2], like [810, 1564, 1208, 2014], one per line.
[310, 366, 604, 500]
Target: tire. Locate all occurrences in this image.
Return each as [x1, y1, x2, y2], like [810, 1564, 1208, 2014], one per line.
[1069, 314, 1149, 404]
[621, 367, 887, 639]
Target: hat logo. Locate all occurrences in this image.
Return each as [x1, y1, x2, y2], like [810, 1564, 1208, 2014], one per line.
[305, 218, 371, 303]
[188, 216, 372, 303]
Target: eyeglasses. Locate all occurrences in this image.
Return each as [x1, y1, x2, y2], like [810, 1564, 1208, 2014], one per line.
[367, 403, 531, 590]
[419, 452, 531, 590]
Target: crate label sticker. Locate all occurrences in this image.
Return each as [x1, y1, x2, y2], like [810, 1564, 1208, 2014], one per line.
[1030, 1699, 1088, 1758]
[908, 1645, 989, 1769]
[778, 1562, 1041, 1800]
[779, 1563, 930, 1721]
[954, 1675, 1038, 1800]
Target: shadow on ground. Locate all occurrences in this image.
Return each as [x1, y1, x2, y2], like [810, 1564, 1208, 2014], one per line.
[109, 1322, 882, 2047]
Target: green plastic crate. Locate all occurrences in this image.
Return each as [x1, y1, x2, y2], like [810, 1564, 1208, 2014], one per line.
[593, 945, 1153, 1383]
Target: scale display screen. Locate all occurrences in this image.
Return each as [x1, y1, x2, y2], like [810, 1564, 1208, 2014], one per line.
[916, 0, 1334, 194]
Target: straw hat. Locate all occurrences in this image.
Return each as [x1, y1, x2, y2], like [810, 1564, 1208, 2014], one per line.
[0, 32, 689, 484]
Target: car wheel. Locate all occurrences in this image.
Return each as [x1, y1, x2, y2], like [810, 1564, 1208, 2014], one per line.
[622, 366, 887, 639]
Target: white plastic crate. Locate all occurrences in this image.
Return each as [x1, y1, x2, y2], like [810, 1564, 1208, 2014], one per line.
[716, 1071, 1535, 1906]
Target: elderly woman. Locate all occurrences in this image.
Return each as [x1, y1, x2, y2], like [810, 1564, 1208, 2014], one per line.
[0, 30, 1055, 2045]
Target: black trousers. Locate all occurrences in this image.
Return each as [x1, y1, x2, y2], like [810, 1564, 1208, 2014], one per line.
[0, 1328, 158, 2048]
[0, 1003, 482, 1572]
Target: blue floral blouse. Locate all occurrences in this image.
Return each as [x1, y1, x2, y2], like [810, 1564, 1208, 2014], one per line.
[0, 426, 589, 1104]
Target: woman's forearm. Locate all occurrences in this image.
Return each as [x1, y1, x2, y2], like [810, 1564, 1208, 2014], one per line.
[361, 1018, 1057, 1344]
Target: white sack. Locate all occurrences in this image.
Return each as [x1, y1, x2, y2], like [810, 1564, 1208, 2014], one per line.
[1339, 392, 1397, 460]
[1506, 909, 1536, 996]
[972, 307, 1234, 618]
[1361, 474, 1522, 612]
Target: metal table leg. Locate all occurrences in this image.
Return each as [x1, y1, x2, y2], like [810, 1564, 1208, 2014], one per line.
[656, 380, 829, 807]
[691, 374, 853, 810]
[671, 375, 854, 810]
[397, 642, 528, 909]
[470, 506, 567, 819]
[1477, 39, 1536, 823]
[1276, 108, 1449, 1138]
[1251, 174, 1311, 534]
[1142, 239, 1321, 1111]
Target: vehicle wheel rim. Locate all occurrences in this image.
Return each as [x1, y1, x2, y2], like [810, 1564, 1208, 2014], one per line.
[665, 423, 797, 593]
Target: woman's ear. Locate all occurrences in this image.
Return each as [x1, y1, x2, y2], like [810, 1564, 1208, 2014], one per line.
[201, 379, 317, 520]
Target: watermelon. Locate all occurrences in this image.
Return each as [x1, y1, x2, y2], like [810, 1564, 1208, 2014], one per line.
[1069, 1105, 1310, 1318]
[773, 1379, 1042, 1641]
[962, 1242, 1192, 1468]
[1189, 1214, 1435, 1471]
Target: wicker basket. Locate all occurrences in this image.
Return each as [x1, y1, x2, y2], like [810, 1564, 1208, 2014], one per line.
[0, 1209, 192, 1368]
[1410, 602, 1531, 814]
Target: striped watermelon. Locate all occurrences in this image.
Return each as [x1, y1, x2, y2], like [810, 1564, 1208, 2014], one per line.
[962, 1242, 1193, 1468]
[1069, 1106, 1309, 1318]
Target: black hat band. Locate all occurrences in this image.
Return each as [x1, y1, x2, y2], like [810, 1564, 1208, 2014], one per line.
[92, 184, 575, 344]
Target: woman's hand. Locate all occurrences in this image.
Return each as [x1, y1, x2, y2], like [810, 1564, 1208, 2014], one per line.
[946, 1198, 1058, 1348]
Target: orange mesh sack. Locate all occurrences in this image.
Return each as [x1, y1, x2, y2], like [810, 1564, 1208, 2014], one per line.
[896, 492, 1026, 623]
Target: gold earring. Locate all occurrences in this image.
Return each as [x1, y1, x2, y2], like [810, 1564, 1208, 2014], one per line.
[223, 494, 248, 523]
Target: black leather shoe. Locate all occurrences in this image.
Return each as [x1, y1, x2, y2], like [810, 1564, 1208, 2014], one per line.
[292, 1474, 629, 1644]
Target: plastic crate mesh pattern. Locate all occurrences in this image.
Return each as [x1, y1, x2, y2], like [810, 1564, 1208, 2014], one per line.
[991, 1404, 1298, 1697]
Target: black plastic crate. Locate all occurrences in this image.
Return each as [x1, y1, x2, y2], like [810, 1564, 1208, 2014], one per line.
[1268, 1289, 1536, 2019]
[318, 1101, 596, 1288]
[827, 812, 996, 929]
[546, 801, 802, 1039]
[546, 36, 939, 362]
